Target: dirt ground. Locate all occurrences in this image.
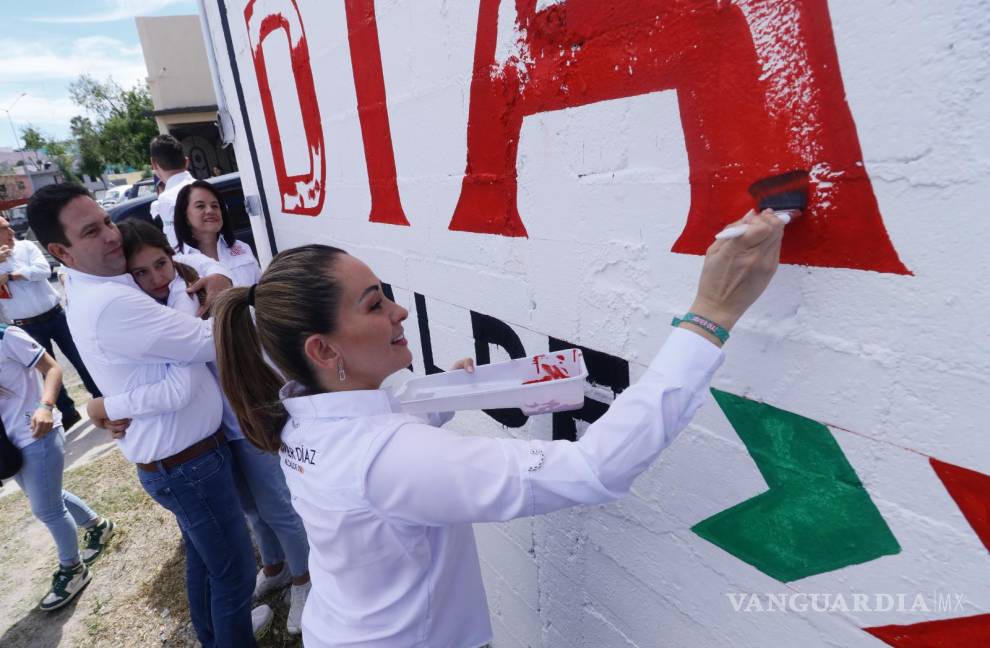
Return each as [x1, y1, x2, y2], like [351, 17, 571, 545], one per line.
[0, 358, 302, 647]
[0, 449, 303, 648]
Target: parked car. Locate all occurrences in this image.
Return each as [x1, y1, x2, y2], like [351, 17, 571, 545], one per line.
[100, 184, 132, 208]
[125, 178, 158, 201]
[107, 172, 256, 254]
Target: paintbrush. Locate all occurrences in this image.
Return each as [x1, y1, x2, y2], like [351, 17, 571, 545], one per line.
[715, 170, 810, 240]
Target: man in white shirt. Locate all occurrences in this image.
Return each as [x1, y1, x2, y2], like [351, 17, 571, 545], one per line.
[148, 134, 194, 247]
[26, 183, 271, 646]
[0, 215, 99, 429]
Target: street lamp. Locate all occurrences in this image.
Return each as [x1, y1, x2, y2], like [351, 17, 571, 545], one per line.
[3, 93, 30, 170]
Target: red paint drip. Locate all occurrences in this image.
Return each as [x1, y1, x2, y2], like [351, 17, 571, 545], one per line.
[448, 0, 909, 274]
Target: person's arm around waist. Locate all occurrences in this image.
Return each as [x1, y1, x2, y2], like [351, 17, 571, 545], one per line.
[94, 362, 198, 422]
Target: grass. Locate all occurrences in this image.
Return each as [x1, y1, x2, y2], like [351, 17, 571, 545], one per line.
[0, 449, 303, 647]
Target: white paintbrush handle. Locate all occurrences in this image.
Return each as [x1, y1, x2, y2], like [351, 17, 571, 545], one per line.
[714, 210, 795, 240]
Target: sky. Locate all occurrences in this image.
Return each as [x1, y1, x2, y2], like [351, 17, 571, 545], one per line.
[0, 0, 199, 149]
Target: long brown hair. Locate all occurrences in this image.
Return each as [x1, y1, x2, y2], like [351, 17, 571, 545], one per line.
[213, 244, 348, 452]
[119, 218, 206, 311]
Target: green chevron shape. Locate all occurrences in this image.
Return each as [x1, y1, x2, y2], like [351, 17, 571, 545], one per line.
[692, 389, 900, 582]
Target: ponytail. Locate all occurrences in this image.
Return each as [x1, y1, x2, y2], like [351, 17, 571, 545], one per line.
[213, 244, 348, 453]
[213, 287, 288, 452]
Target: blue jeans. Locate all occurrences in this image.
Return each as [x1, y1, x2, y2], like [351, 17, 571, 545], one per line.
[137, 442, 256, 648]
[22, 308, 101, 417]
[229, 438, 310, 577]
[14, 428, 99, 565]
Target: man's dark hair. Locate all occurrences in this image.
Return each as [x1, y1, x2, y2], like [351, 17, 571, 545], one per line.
[149, 134, 187, 171]
[26, 183, 92, 248]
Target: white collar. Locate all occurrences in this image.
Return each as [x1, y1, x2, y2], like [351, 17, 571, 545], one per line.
[163, 171, 193, 191]
[178, 238, 241, 259]
[280, 381, 395, 420]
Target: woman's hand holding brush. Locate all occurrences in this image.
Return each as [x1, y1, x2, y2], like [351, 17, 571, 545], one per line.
[681, 209, 786, 344]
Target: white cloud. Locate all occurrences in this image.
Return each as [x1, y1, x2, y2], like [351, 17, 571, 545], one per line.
[0, 36, 147, 86]
[0, 94, 81, 134]
[0, 35, 151, 144]
[28, 0, 192, 24]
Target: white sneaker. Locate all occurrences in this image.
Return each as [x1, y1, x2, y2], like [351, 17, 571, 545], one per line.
[285, 581, 311, 635]
[253, 564, 291, 600]
[252, 603, 273, 639]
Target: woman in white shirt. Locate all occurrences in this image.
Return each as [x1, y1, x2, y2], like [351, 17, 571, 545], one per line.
[212, 210, 785, 647]
[172, 180, 261, 288]
[0, 325, 113, 612]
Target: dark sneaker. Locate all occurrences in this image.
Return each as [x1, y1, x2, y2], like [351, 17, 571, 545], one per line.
[81, 518, 115, 565]
[39, 562, 91, 611]
[61, 409, 82, 432]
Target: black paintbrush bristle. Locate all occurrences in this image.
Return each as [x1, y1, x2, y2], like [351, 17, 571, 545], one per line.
[748, 170, 810, 211]
[758, 190, 807, 212]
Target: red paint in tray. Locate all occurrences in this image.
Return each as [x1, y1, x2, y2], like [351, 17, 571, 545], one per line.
[523, 357, 570, 385]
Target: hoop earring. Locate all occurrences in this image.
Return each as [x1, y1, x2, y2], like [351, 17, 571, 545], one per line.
[337, 360, 346, 382]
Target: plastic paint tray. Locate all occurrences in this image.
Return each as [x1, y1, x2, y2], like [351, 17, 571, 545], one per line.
[394, 349, 588, 416]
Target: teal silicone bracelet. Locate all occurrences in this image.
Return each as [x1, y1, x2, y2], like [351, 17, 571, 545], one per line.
[671, 312, 730, 343]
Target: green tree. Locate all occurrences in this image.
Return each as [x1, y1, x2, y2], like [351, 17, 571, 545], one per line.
[69, 75, 158, 169]
[20, 125, 45, 152]
[70, 116, 106, 183]
[18, 125, 47, 169]
[44, 139, 80, 184]
[17, 124, 80, 183]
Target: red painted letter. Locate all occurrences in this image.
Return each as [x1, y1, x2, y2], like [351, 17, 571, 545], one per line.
[450, 0, 909, 274]
[246, 0, 326, 216]
[345, 0, 409, 225]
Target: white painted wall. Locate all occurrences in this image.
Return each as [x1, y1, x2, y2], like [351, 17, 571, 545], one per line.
[136, 15, 217, 111]
[202, 1, 990, 646]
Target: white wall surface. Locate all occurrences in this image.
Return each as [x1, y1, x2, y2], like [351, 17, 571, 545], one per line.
[202, 1, 990, 646]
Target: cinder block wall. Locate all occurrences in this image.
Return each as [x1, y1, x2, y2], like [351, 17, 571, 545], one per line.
[205, 0, 989, 645]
